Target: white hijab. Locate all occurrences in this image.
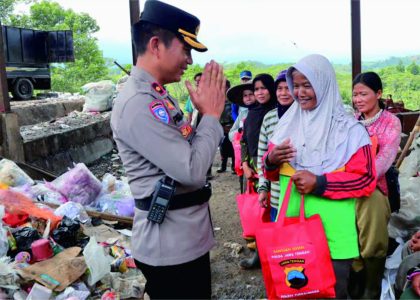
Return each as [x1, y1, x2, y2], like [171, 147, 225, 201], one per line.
[270, 54, 370, 175]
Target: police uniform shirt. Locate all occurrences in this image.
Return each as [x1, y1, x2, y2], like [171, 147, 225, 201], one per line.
[111, 67, 223, 266]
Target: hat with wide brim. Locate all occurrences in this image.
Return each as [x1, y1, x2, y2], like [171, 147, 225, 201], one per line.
[226, 82, 253, 107]
[138, 0, 207, 52]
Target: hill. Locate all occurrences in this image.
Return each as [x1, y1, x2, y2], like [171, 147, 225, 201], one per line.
[108, 54, 420, 110]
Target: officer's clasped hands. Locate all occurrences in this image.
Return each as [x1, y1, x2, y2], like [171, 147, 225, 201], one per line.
[186, 60, 226, 119]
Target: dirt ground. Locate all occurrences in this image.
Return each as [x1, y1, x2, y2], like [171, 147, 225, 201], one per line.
[209, 164, 266, 299]
[89, 153, 267, 299]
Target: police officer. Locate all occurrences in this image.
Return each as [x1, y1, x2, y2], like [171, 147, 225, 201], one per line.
[110, 0, 226, 299]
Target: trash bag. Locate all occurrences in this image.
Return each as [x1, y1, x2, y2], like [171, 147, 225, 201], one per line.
[52, 163, 102, 206]
[52, 216, 81, 248]
[54, 202, 90, 224]
[0, 159, 34, 187]
[82, 80, 115, 112]
[13, 227, 41, 253]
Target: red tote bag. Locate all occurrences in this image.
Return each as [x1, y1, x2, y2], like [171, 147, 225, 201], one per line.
[232, 131, 244, 176]
[236, 181, 270, 238]
[256, 179, 336, 299]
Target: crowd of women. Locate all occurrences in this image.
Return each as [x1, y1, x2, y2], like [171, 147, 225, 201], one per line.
[223, 53, 411, 299]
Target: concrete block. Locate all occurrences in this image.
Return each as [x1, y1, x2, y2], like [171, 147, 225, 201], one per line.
[11, 98, 84, 126]
[22, 114, 113, 175]
[69, 138, 114, 165]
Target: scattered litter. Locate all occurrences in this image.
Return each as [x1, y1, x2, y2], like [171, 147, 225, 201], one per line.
[83, 237, 112, 286]
[223, 242, 243, 257]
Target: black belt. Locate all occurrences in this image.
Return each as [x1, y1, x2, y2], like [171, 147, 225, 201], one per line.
[135, 183, 212, 211]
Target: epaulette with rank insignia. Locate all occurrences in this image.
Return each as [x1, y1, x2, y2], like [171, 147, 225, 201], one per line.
[151, 82, 167, 97]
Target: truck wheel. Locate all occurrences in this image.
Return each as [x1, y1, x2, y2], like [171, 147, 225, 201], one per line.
[12, 78, 34, 100]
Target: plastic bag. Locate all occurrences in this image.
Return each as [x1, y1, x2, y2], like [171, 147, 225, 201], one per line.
[82, 80, 115, 112]
[380, 237, 404, 300]
[101, 173, 132, 196]
[52, 163, 102, 205]
[83, 236, 112, 286]
[94, 193, 135, 217]
[54, 202, 90, 223]
[31, 183, 66, 204]
[55, 282, 90, 300]
[109, 272, 146, 299]
[52, 216, 81, 248]
[92, 174, 135, 217]
[0, 159, 34, 187]
[0, 188, 62, 229]
[0, 257, 19, 289]
[0, 205, 9, 257]
[13, 227, 41, 252]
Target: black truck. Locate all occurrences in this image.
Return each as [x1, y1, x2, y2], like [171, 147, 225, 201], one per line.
[2, 25, 74, 100]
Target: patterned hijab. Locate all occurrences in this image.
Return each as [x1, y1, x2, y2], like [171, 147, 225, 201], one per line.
[270, 54, 371, 175]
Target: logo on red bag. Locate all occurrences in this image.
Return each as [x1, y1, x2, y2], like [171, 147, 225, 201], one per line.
[284, 266, 308, 289]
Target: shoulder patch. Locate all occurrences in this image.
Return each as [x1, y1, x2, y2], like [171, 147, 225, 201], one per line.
[151, 82, 167, 96]
[149, 101, 170, 124]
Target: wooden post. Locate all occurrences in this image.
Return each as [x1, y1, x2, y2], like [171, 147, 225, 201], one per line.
[0, 113, 25, 162]
[0, 21, 11, 113]
[396, 115, 420, 169]
[129, 0, 140, 66]
[351, 0, 362, 80]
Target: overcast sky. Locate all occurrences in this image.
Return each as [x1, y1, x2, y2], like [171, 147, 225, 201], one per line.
[17, 0, 420, 65]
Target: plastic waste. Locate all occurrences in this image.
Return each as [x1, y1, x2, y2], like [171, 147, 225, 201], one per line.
[83, 236, 112, 286]
[0, 159, 34, 187]
[82, 80, 115, 112]
[52, 163, 102, 206]
[13, 227, 40, 253]
[54, 202, 90, 223]
[0, 205, 9, 257]
[51, 216, 81, 248]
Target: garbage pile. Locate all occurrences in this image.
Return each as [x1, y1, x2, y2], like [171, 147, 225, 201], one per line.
[0, 158, 145, 299]
[381, 134, 420, 299]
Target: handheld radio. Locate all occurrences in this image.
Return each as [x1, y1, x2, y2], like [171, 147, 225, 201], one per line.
[147, 177, 176, 224]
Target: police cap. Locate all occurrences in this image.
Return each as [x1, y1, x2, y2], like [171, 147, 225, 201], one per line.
[138, 0, 207, 52]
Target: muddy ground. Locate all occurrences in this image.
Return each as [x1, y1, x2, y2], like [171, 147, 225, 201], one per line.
[89, 152, 266, 299]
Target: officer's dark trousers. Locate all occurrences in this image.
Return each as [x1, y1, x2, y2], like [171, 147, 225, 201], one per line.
[135, 252, 211, 299]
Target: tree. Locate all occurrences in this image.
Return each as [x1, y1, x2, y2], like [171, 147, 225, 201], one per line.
[0, 0, 16, 22]
[407, 62, 419, 75]
[396, 59, 405, 73]
[8, 1, 108, 93]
